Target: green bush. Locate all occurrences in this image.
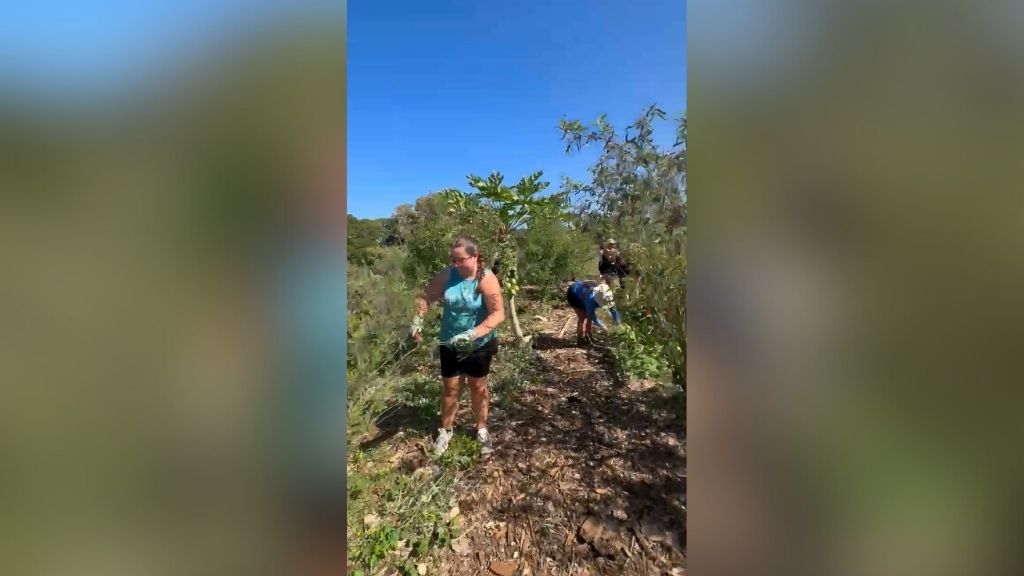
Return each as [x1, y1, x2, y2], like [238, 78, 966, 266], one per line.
[519, 218, 595, 293]
[606, 323, 670, 381]
[348, 215, 390, 265]
[347, 262, 435, 443]
[396, 193, 499, 285]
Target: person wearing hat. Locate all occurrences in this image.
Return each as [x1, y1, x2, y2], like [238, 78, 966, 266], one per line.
[565, 278, 621, 346]
[598, 239, 630, 288]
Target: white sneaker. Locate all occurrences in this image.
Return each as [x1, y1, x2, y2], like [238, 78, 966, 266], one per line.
[477, 428, 493, 455]
[434, 428, 453, 456]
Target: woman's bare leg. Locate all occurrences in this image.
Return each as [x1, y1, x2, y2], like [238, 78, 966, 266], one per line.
[440, 376, 461, 430]
[466, 376, 489, 430]
[575, 309, 588, 342]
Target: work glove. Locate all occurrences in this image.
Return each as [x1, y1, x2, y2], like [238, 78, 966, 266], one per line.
[448, 329, 477, 351]
[410, 316, 424, 341]
[593, 284, 615, 309]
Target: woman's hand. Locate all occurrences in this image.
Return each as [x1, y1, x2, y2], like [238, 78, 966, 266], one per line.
[449, 329, 476, 350]
[410, 316, 424, 342]
[412, 270, 448, 342]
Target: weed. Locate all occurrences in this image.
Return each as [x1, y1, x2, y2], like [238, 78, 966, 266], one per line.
[348, 438, 461, 574]
[489, 344, 535, 409]
[394, 374, 442, 429]
[606, 323, 670, 381]
[437, 433, 480, 470]
[354, 523, 402, 571]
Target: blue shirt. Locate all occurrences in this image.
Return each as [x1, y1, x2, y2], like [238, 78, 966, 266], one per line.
[568, 281, 621, 328]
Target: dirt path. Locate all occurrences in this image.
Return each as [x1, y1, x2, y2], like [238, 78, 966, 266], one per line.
[432, 311, 687, 576]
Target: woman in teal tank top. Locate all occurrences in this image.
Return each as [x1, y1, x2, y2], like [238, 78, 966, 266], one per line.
[438, 266, 497, 349]
[410, 236, 505, 456]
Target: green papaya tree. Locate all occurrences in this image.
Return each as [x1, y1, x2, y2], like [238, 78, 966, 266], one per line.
[441, 171, 567, 346]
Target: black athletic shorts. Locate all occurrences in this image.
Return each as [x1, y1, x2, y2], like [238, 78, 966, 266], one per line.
[439, 338, 499, 378]
[566, 286, 586, 311]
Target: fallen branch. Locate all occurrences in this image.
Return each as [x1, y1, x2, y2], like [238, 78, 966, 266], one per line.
[557, 315, 574, 338]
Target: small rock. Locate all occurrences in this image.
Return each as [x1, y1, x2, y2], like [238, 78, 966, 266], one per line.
[612, 509, 629, 521]
[489, 560, 518, 576]
[451, 536, 471, 556]
[578, 516, 625, 559]
[446, 505, 460, 521]
[578, 516, 604, 543]
[416, 563, 428, 575]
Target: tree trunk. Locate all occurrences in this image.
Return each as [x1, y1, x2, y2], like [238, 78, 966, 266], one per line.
[507, 295, 526, 346]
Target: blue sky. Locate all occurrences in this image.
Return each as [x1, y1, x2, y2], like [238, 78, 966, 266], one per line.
[348, 0, 686, 218]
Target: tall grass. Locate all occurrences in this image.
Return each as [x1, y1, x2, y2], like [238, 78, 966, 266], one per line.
[347, 249, 438, 444]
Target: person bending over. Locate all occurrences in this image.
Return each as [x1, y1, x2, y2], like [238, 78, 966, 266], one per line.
[565, 279, 620, 346]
